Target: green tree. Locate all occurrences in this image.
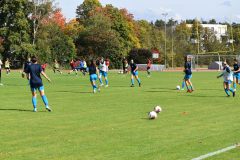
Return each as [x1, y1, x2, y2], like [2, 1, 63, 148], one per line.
[137, 20, 152, 49]
[64, 19, 84, 41]
[154, 19, 165, 29]
[208, 19, 217, 24]
[174, 22, 194, 66]
[36, 18, 76, 63]
[76, 0, 101, 21]
[77, 13, 123, 68]
[128, 49, 152, 64]
[0, 0, 33, 60]
[100, 4, 140, 53]
[231, 23, 240, 52]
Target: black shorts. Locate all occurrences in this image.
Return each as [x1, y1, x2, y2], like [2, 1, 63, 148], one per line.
[147, 67, 150, 70]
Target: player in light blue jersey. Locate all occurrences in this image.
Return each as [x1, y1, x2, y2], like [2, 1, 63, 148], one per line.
[217, 61, 235, 97]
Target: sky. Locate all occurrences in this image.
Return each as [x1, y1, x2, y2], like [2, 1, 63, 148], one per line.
[56, 0, 240, 23]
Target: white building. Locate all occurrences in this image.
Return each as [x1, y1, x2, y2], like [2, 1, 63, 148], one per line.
[186, 24, 228, 41]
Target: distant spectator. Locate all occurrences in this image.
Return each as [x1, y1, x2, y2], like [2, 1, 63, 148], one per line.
[5, 58, 10, 74]
[53, 59, 62, 74]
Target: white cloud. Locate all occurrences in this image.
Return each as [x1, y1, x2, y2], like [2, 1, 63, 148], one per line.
[220, 0, 232, 7]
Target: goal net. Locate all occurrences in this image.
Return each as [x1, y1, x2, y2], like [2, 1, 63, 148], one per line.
[188, 53, 240, 70]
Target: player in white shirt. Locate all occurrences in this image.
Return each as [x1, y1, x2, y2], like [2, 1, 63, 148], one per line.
[217, 62, 235, 97]
[98, 57, 109, 87]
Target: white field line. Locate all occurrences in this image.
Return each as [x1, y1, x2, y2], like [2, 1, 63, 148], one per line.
[191, 143, 240, 160]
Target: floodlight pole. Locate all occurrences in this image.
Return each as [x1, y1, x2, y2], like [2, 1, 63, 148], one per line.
[196, 18, 200, 70]
[171, 25, 174, 69]
[162, 13, 168, 69]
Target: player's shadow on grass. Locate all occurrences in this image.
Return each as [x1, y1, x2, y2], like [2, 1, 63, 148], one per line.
[56, 91, 92, 94]
[184, 95, 226, 98]
[3, 84, 29, 87]
[197, 88, 223, 91]
[110, 85, 131, 88]
[0, 108, 48, 112]
[145, 89, 176, 93]
[0, 108, 33, 112]
[141, 117, 150, 120]
[145, 91, 174, 93]
[150, 87, 174, 90]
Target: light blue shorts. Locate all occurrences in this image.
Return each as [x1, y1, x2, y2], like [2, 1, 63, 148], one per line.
[233, 73, 240, 79]
[224, 80, 232, 84]
[31, 86, 44, 92]
[90, 74, 97, 82]
[184, 74, 192, 80]
[100, 70, 108, 77]
[131, 71, 138, 76]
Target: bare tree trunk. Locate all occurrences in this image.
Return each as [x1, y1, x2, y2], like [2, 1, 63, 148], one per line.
[32, 0, 43, 45]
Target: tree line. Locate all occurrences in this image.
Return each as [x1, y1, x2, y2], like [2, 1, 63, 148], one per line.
[0, 0, 240, 68]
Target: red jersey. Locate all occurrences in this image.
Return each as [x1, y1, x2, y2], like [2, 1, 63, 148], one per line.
[41, 63, 47, 69]
[105, 60, 110, 67]
[147, 59, 152, 67]
[75, 60, 80, 67]
[70, 60, 75, 68]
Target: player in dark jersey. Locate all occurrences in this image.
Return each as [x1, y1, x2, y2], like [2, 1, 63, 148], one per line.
[88, 60, 100, 93]
[122, 57, 126, 74]
[130, 59, 141, 87]
[232, 59, 240, 91]
[26, 56, 52, 112]
[183, 56, 194, 93]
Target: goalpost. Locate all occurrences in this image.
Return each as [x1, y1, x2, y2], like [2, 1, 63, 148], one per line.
[188, 53, 240, 71]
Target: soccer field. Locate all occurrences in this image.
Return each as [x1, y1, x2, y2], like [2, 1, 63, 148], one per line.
[0, 71, 240, 160]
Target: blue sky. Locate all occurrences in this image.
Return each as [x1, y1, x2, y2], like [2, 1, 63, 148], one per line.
[56, 0, 240, 22]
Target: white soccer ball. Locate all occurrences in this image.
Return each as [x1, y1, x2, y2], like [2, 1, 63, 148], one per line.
[148, 111, 157, 119]
[176, 85, 181, 90]
[154, 106, 162, 113]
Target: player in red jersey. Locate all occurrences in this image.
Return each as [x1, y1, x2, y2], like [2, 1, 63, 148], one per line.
[68, 59, 77, 75]
[147, 58, 152, 77]
[41, 63, 47, 72]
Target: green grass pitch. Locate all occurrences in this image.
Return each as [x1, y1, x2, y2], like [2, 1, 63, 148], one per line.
[0, 71, 240, 160]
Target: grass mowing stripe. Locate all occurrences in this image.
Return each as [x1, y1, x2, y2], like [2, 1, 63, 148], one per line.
[191, 144, 240, 160]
